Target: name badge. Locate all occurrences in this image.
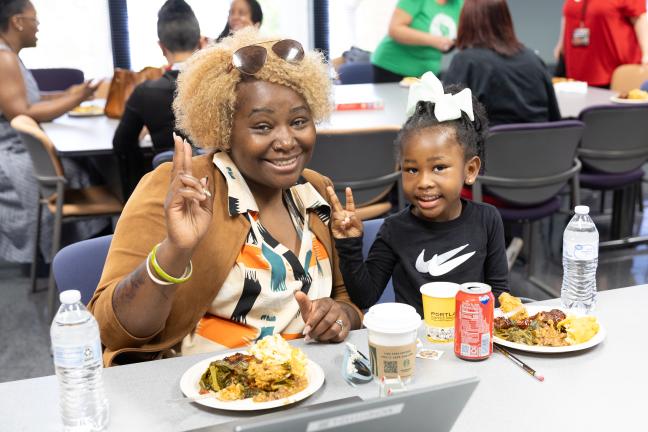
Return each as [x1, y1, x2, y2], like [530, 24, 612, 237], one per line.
[571, 27, 590, 47]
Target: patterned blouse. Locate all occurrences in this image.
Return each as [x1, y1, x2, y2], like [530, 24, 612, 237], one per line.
[181, 153, 333, 355]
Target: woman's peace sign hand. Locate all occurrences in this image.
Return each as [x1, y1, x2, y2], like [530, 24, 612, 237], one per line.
[164, 134, 214, 252]
[327, 186, 363, 239]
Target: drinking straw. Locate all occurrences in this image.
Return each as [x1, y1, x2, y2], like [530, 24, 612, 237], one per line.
[494, 344, 545, 382]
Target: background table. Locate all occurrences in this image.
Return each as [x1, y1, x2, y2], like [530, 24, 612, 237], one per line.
[41, 115, 122, 157]
[555, 86, 616, 119]
[41, 84, 616, 157]
[1, 285, 645, 431]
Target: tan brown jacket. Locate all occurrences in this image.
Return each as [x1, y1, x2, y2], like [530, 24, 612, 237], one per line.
[88, 153, 361, 366]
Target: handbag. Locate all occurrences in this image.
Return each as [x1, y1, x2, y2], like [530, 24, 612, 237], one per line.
[104, 66, 164, 119]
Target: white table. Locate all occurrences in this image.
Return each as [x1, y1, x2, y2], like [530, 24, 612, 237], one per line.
[41, 84, 615, 156]
[554, 86, 616, 119]
[1, 285, 645, 431]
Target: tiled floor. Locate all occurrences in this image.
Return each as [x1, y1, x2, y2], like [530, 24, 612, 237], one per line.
[1, 189, 646, 384]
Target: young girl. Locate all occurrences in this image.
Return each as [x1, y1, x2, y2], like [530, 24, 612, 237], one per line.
[328, 72, 509, 315]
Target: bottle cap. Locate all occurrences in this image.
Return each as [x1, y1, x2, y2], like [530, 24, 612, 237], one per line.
[59, 290, 81, 304]
[574, 205, 590, 215]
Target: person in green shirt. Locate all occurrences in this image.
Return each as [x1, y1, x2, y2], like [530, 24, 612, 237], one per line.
[371, 0, 463, 82]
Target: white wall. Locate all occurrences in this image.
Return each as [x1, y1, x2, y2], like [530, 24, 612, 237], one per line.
[329, 0, 396, 59]
[20, 0, 114, 78]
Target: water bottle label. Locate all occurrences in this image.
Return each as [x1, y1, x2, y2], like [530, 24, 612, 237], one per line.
[563, 239, 598, 260]
[53, 339, 102, 368]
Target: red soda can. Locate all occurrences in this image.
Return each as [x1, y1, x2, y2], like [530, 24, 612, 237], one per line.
[454, 282, 494, 361]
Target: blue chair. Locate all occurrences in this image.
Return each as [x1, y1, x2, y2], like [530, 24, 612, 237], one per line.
[362, 218, 395, 304]
[152, 147, 206, 169]
[30, 68, 84, 92]
[152, 150, 174, 169]
[337, 62, 374, 85]
[52, 235, 112, 305]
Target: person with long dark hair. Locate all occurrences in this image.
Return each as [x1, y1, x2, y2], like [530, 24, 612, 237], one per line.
[216, 0, 262, 42]
[444, 0, 560, 125]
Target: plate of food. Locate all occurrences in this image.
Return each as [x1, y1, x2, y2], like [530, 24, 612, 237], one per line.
[69, 103, 105, 117]
[179, 334, 325, 410]
[610, 89, 648, 104]
[493, 293, 605, 353]
[399, 76, 420, 87]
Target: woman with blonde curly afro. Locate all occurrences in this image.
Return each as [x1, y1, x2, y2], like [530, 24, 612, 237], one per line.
[89, 27, 363, 366]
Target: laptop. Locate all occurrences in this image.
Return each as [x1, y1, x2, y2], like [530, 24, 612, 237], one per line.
[192, 377, 479, 432]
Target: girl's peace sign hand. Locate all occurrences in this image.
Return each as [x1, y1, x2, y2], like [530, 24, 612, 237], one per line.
[327, 186, 363, 239]
[164, 134, 214, 252]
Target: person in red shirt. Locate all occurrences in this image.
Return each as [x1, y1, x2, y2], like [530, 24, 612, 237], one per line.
[554, 0, 648, 87]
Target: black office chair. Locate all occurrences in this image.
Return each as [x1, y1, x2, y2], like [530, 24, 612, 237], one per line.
[472, 121, 584, 297]
[577, 104, 648, 248]
[308, 127, 403, 220]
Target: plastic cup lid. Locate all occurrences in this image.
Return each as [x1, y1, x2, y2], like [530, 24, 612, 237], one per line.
[575, 205, 590, 215]
[420, 282, 460, 298]
[363, 303, 421, 334]
[59, 290, 81, 304]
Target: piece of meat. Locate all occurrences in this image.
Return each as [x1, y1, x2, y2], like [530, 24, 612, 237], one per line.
[543, 309, 567, 323]
[494, 317, 513, 330]
[224, 353, 256, 365]
[515, 317, 532, 329]
[532, 309, 567, 325]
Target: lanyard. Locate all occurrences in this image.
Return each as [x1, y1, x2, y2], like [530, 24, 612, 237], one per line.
[579, 0, 589, 27]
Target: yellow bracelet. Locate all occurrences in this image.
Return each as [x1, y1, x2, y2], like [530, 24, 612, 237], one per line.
[149, 243, 193, 284]
[145, 251, 174, 285]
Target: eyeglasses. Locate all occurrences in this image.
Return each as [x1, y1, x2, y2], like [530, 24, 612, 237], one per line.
[231, 39, 304, 75]
[17, 15, 39, 25]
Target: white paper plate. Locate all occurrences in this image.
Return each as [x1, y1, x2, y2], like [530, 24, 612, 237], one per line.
[610, 95, 648, 104]
[493, 305, 606, 353]
[179, 353, 325, 410]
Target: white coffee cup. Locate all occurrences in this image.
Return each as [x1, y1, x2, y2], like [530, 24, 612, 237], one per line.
[363, 303, 421, 381]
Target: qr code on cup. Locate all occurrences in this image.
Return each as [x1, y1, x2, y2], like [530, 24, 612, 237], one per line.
[384, 360, 398, 374]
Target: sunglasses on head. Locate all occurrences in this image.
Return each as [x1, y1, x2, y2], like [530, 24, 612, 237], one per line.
[231, 39, 305, 75]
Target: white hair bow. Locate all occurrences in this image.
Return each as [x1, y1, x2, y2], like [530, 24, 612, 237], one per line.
[406, 71, 474, 122]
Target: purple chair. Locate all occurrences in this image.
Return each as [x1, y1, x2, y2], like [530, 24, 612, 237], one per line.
[52, 235, 112, 306]
[337, 62, 374, 85]
[30, 68, 84, 92]
[578, 104, 648, 248]
[472, 121, 584, 296]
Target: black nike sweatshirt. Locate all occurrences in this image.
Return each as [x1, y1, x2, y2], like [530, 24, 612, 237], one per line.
[334, 200, 509, 316]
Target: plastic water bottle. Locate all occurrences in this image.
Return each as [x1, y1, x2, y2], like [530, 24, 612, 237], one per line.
[50, 290, 109, 431]
[561, 206, 599, 314]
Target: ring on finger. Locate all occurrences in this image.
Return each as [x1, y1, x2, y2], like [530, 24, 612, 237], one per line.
[335, 319, 344, 330]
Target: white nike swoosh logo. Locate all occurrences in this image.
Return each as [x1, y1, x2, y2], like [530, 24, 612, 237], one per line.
[416, 244, 476, 277]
